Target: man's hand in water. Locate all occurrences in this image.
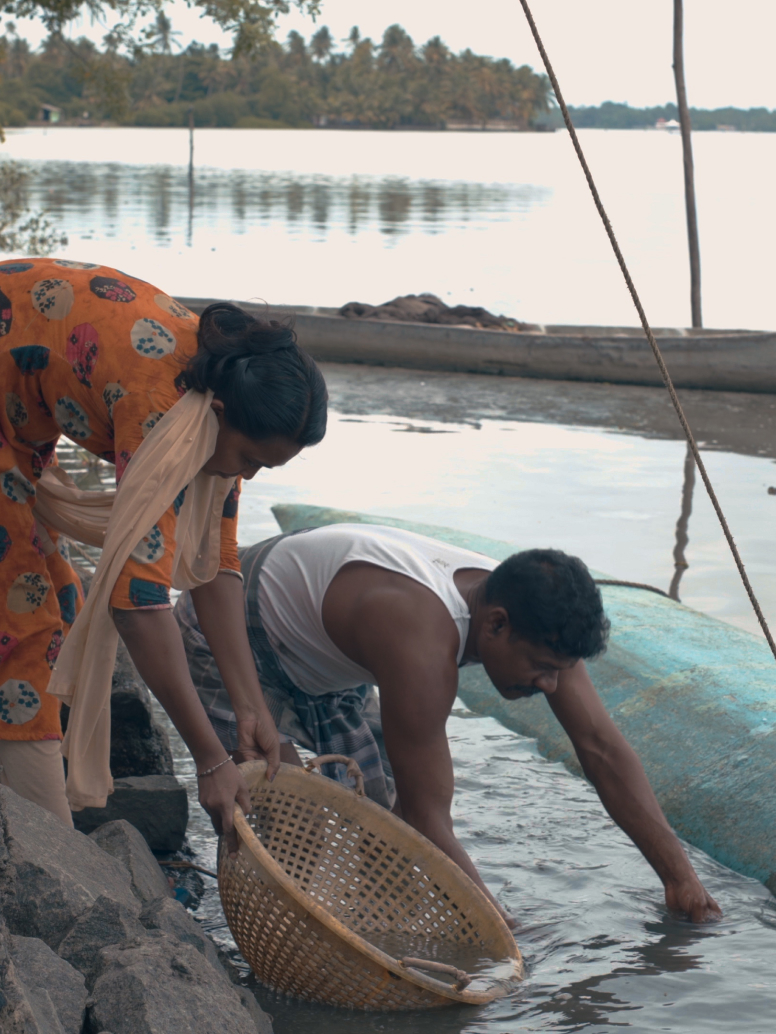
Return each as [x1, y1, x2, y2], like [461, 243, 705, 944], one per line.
[664, 874, 722, 923]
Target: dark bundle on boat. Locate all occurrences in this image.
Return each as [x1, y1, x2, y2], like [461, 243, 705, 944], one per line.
[338, 293, 531, 331]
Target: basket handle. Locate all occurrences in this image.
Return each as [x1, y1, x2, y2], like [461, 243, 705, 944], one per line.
[304, 754, 365, 796]
[400, 957, 472, 993]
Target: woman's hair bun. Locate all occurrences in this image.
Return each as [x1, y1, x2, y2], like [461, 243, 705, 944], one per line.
[196, 301, 296, 360]
[185, 301, 327, 447]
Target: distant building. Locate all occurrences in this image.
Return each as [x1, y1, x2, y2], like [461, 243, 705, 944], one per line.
[655, 118, 680, 131]
[39, 104, 61, 124]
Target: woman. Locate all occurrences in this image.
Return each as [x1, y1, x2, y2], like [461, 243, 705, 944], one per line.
[0, 257, 326, 850]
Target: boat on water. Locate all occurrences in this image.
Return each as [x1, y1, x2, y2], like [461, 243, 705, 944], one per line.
[178, 299, 776, 394]
[271, 502, 776, 896]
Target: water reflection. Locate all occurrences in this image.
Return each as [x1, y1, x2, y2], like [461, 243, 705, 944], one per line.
[669, 443, 696, 601]
[25, 160, 549, 246]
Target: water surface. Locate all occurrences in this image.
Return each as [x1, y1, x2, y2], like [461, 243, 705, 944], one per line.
[58, 399, 776, 1032]
[5, 126, 775, 330]
[160, 704, 776, 1034]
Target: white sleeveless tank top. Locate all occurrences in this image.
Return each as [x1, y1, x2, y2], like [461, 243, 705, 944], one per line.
[258, 524, 498, 695]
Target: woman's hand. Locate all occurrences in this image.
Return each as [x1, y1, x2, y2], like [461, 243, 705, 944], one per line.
[197, 758, 252, 857]
[234, 710, 281, 779]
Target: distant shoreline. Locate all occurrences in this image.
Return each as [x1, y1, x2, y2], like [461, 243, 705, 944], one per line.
[13, 120, 775, 133]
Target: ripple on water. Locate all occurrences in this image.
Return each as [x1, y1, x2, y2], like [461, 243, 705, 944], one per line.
[147, 698, 776, 1034]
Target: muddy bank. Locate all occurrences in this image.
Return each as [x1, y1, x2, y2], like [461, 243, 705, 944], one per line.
[320, 362, 776, 461]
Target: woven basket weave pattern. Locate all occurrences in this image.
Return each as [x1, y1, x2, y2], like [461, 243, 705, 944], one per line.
[219, 761, 521, 1010]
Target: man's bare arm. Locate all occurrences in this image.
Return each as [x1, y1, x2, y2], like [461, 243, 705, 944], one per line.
[548, 662, 721, 922]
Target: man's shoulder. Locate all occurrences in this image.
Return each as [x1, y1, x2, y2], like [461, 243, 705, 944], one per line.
[325, 562, 461, 660]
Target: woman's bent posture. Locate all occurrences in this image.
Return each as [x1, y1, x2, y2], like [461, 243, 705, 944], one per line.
[0, 258, 326, 846]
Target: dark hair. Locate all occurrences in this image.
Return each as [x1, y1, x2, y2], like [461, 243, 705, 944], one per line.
[185, 302, 327, 446]
[484, 548, 610, 660]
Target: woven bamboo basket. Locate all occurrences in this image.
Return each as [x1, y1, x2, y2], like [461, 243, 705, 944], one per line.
[218, 756, 523, 1011]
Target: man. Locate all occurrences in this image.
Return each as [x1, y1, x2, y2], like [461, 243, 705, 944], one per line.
[176, 523, 720, 925]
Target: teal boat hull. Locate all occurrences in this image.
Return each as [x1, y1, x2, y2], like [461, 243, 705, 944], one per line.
[272, 503, 776, 893]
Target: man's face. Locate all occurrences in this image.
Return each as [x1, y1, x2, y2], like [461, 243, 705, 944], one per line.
[477, 606, 578, 699]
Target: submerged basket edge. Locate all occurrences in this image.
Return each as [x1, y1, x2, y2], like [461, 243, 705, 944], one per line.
[230, 761, 521, 1004]
[248, 759, 520, 952]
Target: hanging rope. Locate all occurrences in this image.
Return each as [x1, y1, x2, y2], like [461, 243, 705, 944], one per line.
[595, 579, 669, 599]
[517, 0, 776, 661]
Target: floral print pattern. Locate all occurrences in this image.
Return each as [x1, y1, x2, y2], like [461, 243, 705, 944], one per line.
[54, 396, 91, 440]
[7, 572, 50, 613]
[130, 317, 176, 358]
[0, 679, 42, 725]
[10, 345, 49, 373]
[66, 324, 99, 386]
[0, 258, 238, 742]
[31, 278, 74, 320]
[90, 276, 137, 303]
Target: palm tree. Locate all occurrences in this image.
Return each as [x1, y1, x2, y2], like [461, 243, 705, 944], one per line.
[145, 11, 181, 56]
[310, 26, 333, 62]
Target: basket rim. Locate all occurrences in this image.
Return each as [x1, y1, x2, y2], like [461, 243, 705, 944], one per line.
[226, 759, 522, 1006]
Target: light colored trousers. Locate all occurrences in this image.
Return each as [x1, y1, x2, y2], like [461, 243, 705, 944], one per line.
[0, 740, 74, 827]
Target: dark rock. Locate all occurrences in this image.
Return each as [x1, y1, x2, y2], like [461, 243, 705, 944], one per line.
[9, 934, 87, 1034]
[107, 640, 175, 778]
[0, 787, 138, 950]
[71, 776, 188, 852]
[139, 897, 220, 971]
[89, 933, 272, 1034]
[0, 917, 37, 1033]
[89, 821, 171, 905]
[58, 897, 144, 986]
[1, 791, 271, 1033]
[138, 897, 272, 1031]
[61, 637, 174, 780]
[233, 986, 273, 1034]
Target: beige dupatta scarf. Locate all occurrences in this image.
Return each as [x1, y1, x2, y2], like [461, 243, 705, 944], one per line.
[45, 389, 234, 810]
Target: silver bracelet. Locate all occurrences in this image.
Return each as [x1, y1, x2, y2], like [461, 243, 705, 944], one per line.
[196, 756, 233, 778]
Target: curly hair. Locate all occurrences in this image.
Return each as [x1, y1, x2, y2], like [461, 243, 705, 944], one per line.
[484, 548, 610, 659]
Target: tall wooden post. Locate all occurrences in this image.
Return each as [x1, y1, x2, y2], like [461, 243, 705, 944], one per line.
[187, 108, 194, 248]
[673, 0, 702, 329]
[670, 1, 700, 599]
[188, 107, 195, 183]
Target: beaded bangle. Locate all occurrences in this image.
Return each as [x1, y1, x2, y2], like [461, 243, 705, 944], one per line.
[196, 756, 233, 778]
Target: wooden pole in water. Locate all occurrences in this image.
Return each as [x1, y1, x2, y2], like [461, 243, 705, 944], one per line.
[187, 108, 194, 247]
[188, 107, 194, 182]
[672, 0, 702, 329]
[670, 1, 700, 598]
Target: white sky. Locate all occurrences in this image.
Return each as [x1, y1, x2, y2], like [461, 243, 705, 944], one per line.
[9, 0, 776, 109]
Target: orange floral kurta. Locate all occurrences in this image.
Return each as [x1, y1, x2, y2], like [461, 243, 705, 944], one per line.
[0, 258, 240, 742]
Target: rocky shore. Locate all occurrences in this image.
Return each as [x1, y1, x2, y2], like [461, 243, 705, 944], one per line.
[1, 575, 273, 1034]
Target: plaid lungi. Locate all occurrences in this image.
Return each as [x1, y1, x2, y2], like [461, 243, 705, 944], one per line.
[175, 532, 396, 809]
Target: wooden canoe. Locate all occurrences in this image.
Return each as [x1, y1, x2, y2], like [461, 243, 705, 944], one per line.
[178, 299, 776, 394]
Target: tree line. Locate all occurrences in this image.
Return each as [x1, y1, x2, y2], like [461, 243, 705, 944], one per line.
[551, 101, 776, 132]
[0, 22, 554, 130]
[1, 23, 772, 134]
